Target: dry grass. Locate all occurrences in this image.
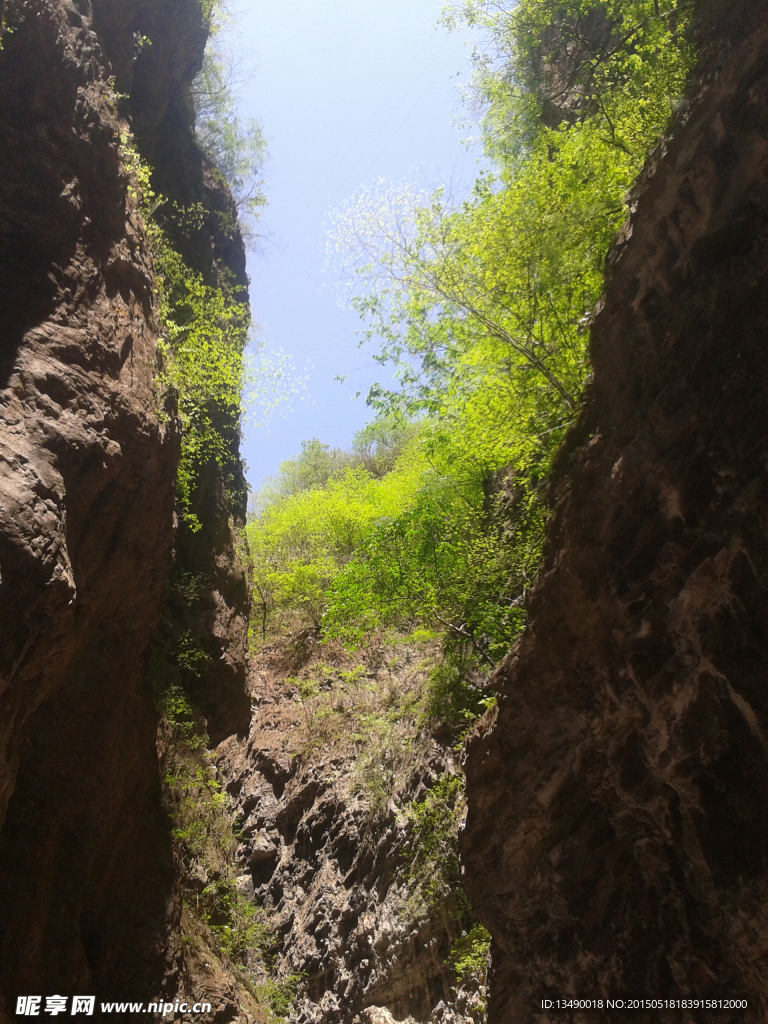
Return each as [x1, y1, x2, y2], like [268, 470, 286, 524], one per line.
[249, 628, 442, 811]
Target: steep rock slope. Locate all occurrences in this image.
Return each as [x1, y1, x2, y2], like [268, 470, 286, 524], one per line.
[94, 0, 252, 742]
[216, 637, 484, 1024]
[0, 0, 250, 1010]
[461, 2, 768, 1021]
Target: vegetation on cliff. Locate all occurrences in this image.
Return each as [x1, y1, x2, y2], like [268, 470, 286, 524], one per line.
[191, 38, 268, 244]
[157, 675, 301, 1022]
[122, 3, 296, 1014]
[122, 14, 275, 533]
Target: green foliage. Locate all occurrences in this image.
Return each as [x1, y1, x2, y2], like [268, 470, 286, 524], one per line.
[210, 890, 270, 962]
[170, 568, 212, 603]
[247, 416, 539, 674]
[329, 67, 674, 442]
[402, 773, 468, 919]
[121, 131, 294, 532]
[254, 419, 419, 507]
[448, 923, 491, 987]
[0, 0, 25, 49]
[294, 675, 322, 702]
[255, 975, 303, 1024]
[165, 761, 232, 864]
[159, 681, 207, 749]
[200, 0, 224, 30]
[442, 0, 695, 163]
[323, 462, 538, 665]
[248, 0, 696, 690]
[151, 227, 249, 530]
[259, 438, 358, 502]
[176, 630, 210, 678]
[421, 662, 496, 737]
[118, 128, 249, 530]
[311, 0, 696, 675]
[190, 40, 268, 241]
[247, 449, 424, 634]
[351, 706, 418, 814]
[352, 417, 423, 477]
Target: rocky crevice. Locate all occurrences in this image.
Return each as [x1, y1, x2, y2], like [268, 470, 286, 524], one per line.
[4, 0, 768, 1019]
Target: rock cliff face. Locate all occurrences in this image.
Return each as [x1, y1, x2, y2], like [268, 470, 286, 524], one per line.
[94, 0, 252, 744]
[0, 0, 250, 1011]
[461, 3, 768, 1021]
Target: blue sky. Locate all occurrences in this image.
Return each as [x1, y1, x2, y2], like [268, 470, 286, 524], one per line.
[229, 0, 484, 490]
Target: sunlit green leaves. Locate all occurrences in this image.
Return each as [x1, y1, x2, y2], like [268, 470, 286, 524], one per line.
[323, 460, 539, 664]
[442, 0, 695, 162]
[253, 0, 695, 676]
[150, 230, 249, 529]
[146, 212, 299, 530]
[247, 457, 425, 628]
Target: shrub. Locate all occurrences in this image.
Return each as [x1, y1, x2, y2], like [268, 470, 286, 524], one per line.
[448, 923, 492, 987]
[402, 773, 468, 920]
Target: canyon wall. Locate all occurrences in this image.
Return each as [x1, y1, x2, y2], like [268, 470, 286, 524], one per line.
[461, 2, 768, 1021]
[0, 0, 250, 1011]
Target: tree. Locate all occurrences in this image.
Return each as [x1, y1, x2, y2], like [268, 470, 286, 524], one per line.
[327, 0, 694, 485]
[441, 0, 695, 163]
[317, 0, 696, 664]
[190, 41, 268, 244]
[247, 453, 425, 635]
[250, 0, 696, 673]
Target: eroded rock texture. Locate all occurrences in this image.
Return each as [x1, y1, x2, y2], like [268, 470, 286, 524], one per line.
[0, 0, 250, 1010]
[216, 639, 484, 1024]
[0, 0, 178, 1004]
[461, 3, 768, 1022]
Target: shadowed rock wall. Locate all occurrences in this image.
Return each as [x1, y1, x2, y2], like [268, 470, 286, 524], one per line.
[93, 0, 253, 744]
[461, 2, 768, 1021]
[0, 0, 178, 1003]
[0, 0, 250, 1010]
